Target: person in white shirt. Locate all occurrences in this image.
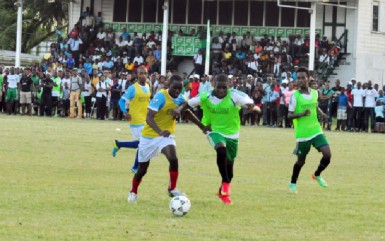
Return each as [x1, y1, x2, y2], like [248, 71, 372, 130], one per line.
[82, 75, 93, 118]
[198, 75, 212, 94]
[351, 82, 365, 131]
[363, 80, 378, 132]
[193, 49, 204, 77]
[133, 54, 144, 65]
[95, 76, 109, 120]
[5, 68, 20, 115]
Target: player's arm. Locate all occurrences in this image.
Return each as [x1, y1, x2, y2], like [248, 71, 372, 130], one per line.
[184, 108, 211, 134]
[120, 86, 135, 121]
[146, 109, 170, 137]
[287, 94, 310, 120]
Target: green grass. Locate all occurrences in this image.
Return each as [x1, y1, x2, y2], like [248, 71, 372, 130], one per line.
[1, 115, 385, 241]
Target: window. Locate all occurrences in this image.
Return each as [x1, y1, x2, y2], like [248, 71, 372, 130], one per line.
[129, 0, 142, 22]
[281, 2, 295, 27]
[173, 0, 186, 24]
[373, 4, 379, 31]
[296, 2, 310, 27]
[189, 0, 203, 24]
[219, 0, 232, 25]
[203, 0, 217, 25]
[113, 0, 127, 22]
[250, 1, 264, 26]
[265, 2, 279, 26]
[234, 1, 248, 26]
[143, 0, 157, 23]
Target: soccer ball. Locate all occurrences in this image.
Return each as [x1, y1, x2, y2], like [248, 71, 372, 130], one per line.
[169, 196, 191, 217]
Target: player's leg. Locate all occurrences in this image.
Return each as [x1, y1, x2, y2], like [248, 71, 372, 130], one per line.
[312, 134, 331, 188]
[161, 144, 184, 197]
[290, 141, 311, 193]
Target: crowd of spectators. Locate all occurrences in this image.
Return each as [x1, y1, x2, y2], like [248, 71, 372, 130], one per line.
[0, 7, 384, 133]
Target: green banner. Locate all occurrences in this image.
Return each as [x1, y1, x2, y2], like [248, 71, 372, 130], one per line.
[172, 36, 203, 56]
[276, 28, 286, 38]
[258, 28, 267, 36]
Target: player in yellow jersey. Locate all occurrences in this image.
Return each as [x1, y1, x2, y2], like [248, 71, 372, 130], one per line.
[127, 75, 187, 202]
[112, 66, 151, 173]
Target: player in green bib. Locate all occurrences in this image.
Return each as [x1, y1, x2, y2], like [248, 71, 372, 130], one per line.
[187, 74, 255, 204]
[288, 67, 331, 193]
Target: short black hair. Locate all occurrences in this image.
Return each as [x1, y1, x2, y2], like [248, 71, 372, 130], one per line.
[169, 74, 183, 84]
[297, 66, 310, 78]
[214, 74, 228, 84]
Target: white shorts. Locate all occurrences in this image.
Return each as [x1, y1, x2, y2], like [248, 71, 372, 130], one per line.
[130, 125, 144, 139]
[337, 108, 347, 120]
[138, 135, 176, 163]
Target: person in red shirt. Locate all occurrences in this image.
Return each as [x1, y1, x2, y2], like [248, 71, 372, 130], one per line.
[345, 81, 354, 131]
[190, 74, 200, 98]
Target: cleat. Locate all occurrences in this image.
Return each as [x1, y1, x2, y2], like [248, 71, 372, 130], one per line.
[217, 188, 233, 204]
[131, 167, 138, 173]
[128, 192, 138, 203]
[112, 140, 119, 157]
[168, 188, 186, 197]
[312, 174, 328, 188]
[289, 183, 298, 193]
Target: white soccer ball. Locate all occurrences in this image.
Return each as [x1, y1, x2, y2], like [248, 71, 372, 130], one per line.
[169, 196, 191, 217]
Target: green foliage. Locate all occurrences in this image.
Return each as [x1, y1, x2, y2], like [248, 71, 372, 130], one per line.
[1, 115, 385, 240]
[0, 0, 71, 52]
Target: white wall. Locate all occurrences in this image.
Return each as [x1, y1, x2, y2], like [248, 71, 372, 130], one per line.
[356, 0, 385, 86]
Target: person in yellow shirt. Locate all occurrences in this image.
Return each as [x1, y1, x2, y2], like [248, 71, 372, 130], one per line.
[124, 59, 134, 72]
[113, 66, 151, 173]
[127, 75, 187, 203]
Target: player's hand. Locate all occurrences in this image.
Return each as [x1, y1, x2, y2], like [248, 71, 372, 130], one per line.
[302, 109, 311, 117]
[158, 130, 171, 137]
[245, 104, 254, 110]
[124, 113, 132, 122]
[171, 108, 181, 118]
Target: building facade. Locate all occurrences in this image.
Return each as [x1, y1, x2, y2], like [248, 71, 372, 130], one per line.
[69, 0, 385, 85]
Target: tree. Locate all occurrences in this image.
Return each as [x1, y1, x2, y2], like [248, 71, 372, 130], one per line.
[0, 0, 72, 53]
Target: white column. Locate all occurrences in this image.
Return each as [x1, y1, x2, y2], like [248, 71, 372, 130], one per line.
[204, 20, 210, 76]
[161, 0, 169, 76]
[309, 2, 317, 71]
[15, 0, 23, 67]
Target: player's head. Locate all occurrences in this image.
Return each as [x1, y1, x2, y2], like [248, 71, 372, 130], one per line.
[296, 67, 310, 89]
[137, 66, 148, 85]
[168, 74, 183, 98]
[213, 74, 229, 99]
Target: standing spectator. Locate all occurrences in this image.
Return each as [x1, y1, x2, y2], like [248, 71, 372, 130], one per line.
[5, 67, 20, 115]
[61, 81, 70, 117]
[51, 71, 62, 117]
[110, 77, 122, 120]
[95, 76, 109, 120]
[67, 35, 83, 66]
[19, 69, 34, 116]
[345, 81, 354, 131]
[351, 82, 365, 131]
[283, 81, 294, 128]
[319, 82, 334, 130]
[40, 73, 56, 116]
[193, 49, 204, 77]
[335, 87, 348, 131]
[69, 69, 83, 118]
[363, 81, 378, 132]
[82, 75, 93, 118]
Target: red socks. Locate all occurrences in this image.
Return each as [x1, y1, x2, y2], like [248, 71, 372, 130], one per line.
[130, 178, 141, 194]
[169, 171, 179, 190]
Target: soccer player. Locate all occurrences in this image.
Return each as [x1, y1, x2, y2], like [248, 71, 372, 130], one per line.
[187, 74, 255, 204]
[288, 67, 331, 193]
[127, 75, 186, 202]
[112, 66, 151, 173]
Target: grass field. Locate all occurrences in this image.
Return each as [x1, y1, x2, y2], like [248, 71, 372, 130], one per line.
[1, 115, 385, 241]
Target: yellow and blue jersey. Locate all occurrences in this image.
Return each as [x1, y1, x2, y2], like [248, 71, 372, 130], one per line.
[120, 82, 151, 126]
[141, 89, 186, 138]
